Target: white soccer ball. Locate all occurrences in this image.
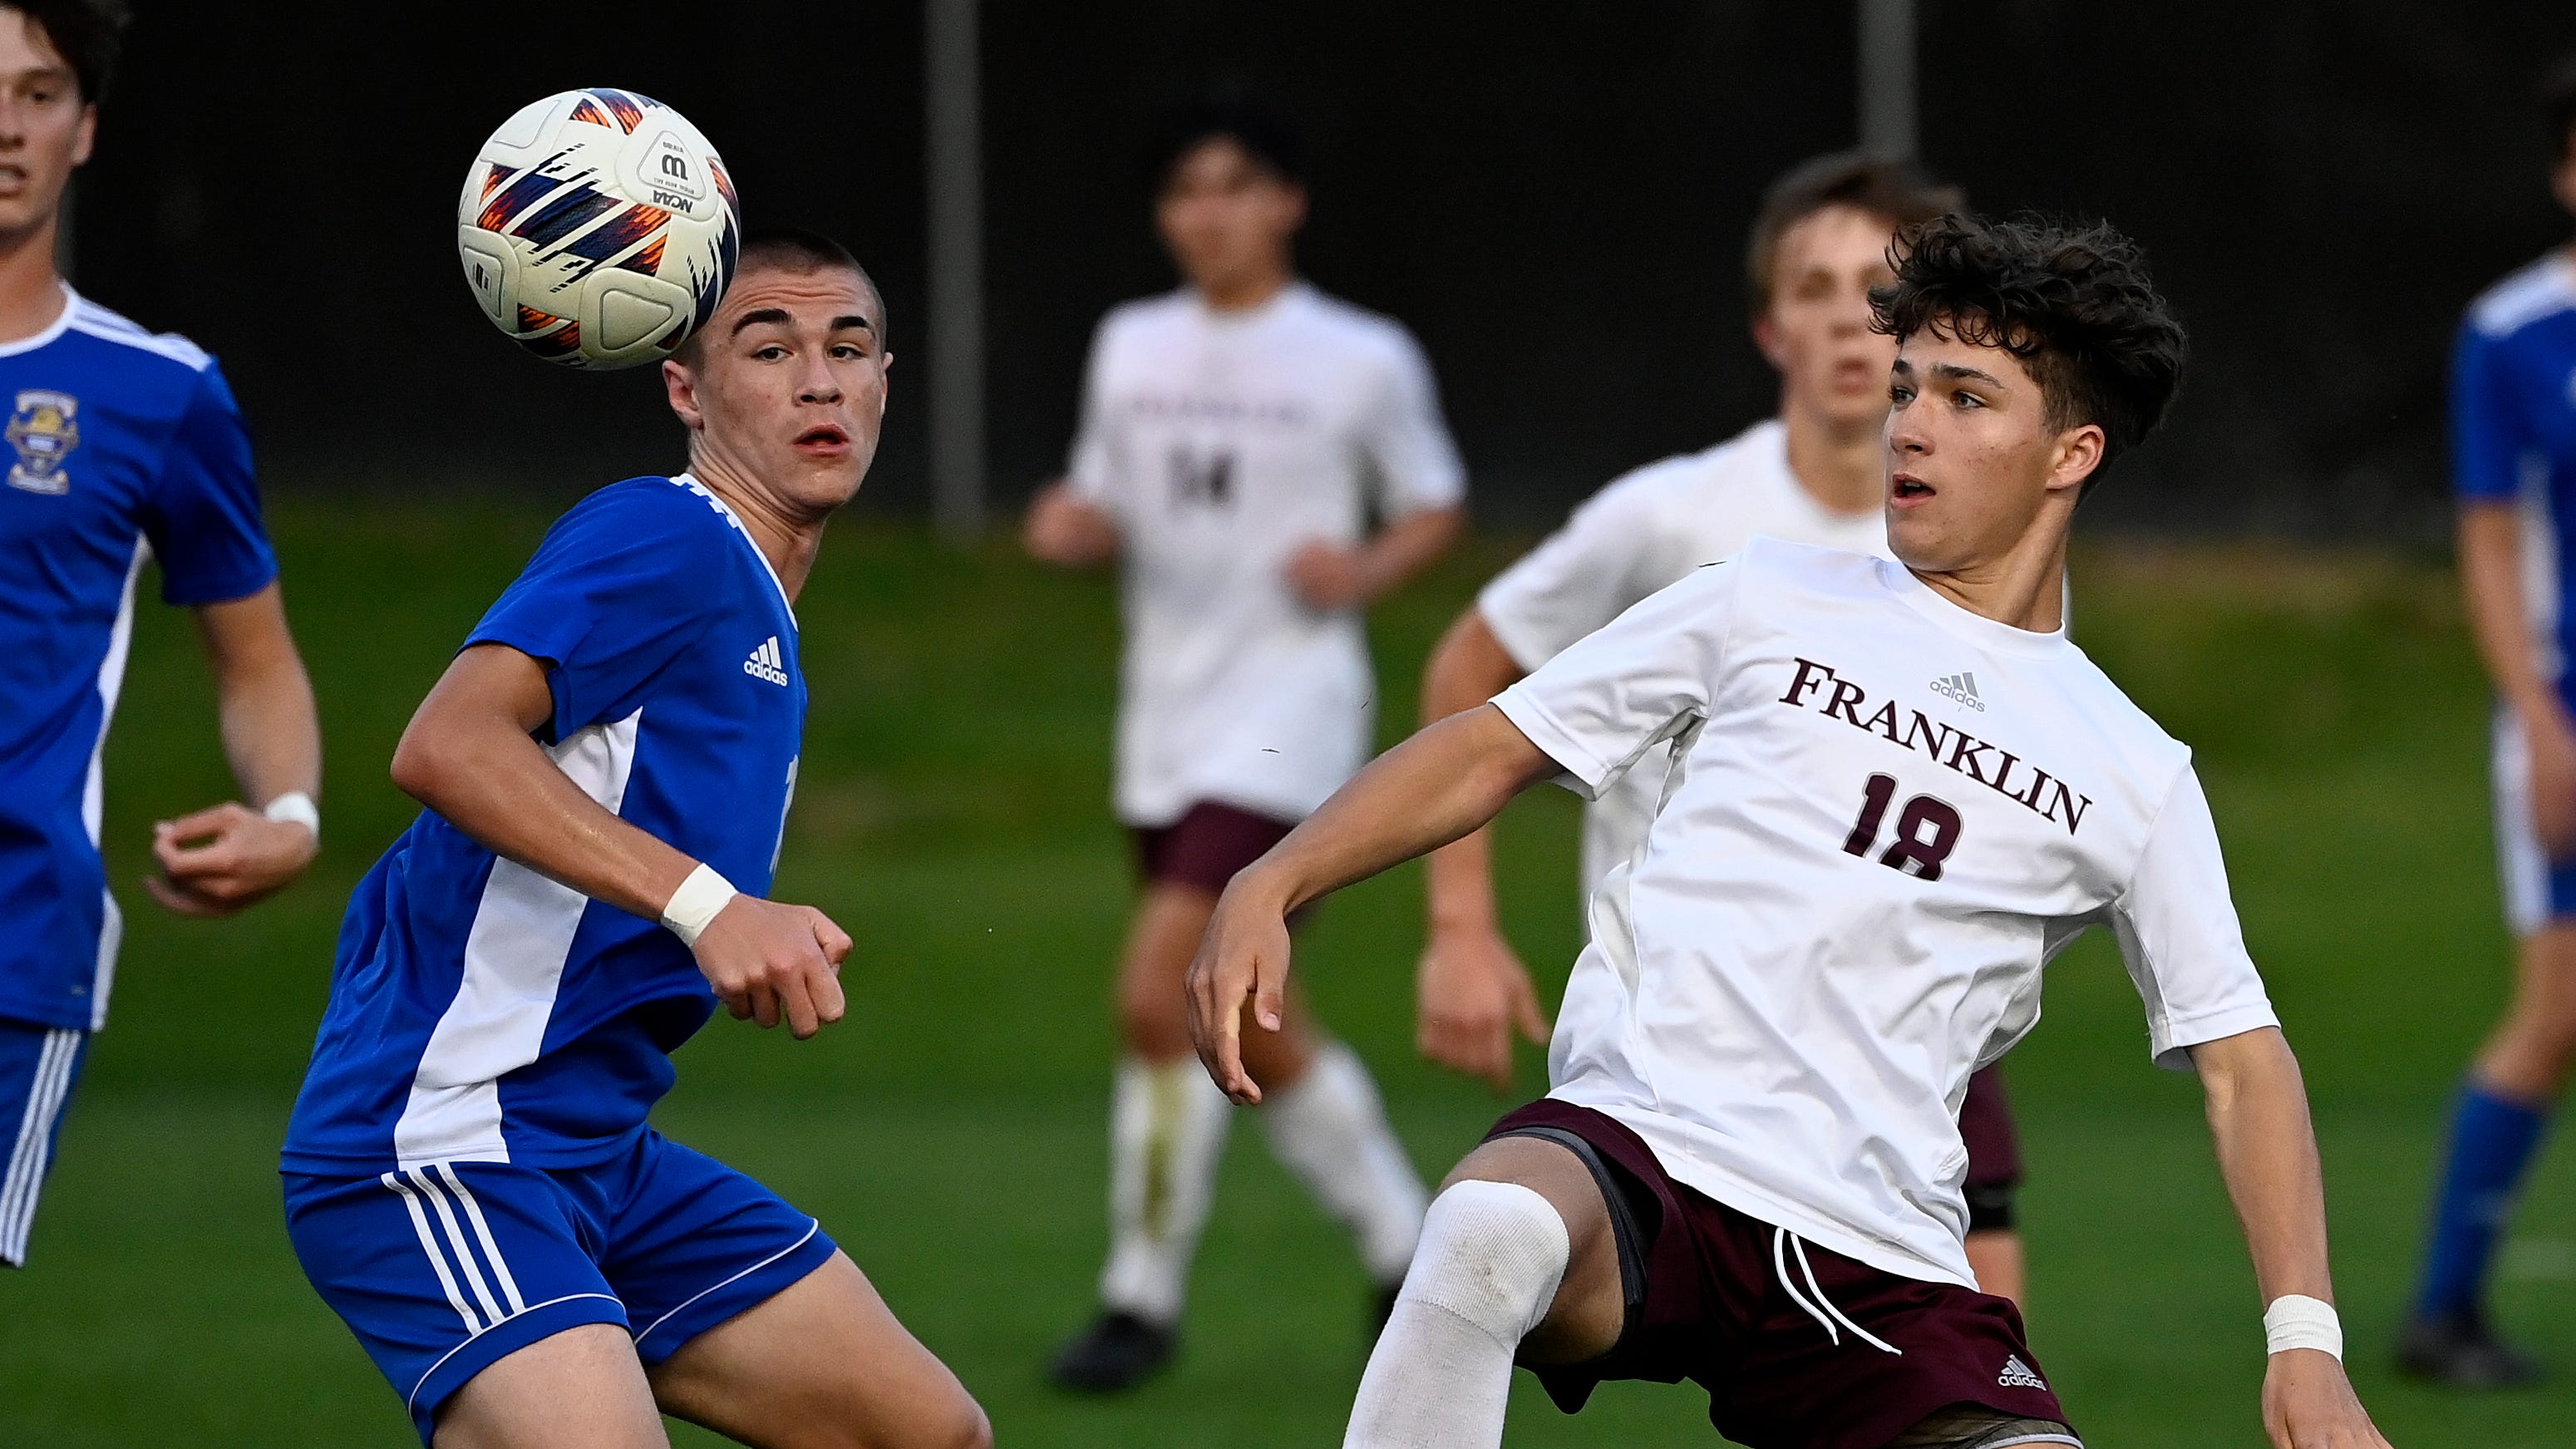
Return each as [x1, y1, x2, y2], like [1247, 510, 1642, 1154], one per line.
[456, 88, 741, 369]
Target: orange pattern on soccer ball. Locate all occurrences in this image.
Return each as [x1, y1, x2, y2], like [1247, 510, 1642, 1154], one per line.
[459, 89, 738, 368]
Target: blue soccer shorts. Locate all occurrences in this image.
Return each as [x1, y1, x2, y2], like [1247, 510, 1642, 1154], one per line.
[2492, 706, 2576, 934]
[283, 1128, 839, 1442]
[1, 1016, 91, 1268]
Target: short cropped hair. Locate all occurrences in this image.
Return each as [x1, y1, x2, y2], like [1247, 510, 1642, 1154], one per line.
[1144, 91, 1304, 192]
[1871, 212, 2187, 485]
[2544, 50, 2576, 162]
[679, 224, 884, 365]
[6, 0, 130, 104]
[1746, 151, 1961, 311]
[739, 224, 884, 334]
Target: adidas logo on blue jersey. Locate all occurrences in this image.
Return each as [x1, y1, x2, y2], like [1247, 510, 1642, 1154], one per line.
[1929, 671, 1985, 712]
[743, 635, 790, 686]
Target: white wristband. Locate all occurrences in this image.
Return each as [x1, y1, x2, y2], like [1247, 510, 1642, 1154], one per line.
[660, 863, 738, 948]
[2263, 1294, 2342, 1359]
[263, 790, 320, 840]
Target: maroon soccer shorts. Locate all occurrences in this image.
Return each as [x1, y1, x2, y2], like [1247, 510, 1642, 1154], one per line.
[1486, 1100, 2073, 1449]
[1130, 800, 1299, 895]
[1959, 1064, 2025, 1233]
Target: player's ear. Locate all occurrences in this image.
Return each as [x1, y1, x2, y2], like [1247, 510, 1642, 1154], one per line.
[662, 357, 704, 431]
[2045, 422, 2105, 497]
[69, 103, 92, 168]
[1752, 313, 1786, 372]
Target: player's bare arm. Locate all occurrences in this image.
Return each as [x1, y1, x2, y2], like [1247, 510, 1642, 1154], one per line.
[2458, 501, 2576, 855]
[146, 581, 322, 918]
[1187, 702, 1552, 1102]
[392, 643, 850, 1039]
[1283, 502, 1462, 612]
[1414, 606, 1549, 1090]
[1022, 478, 1119, 567]
[2190, 1028, 2394, 1449]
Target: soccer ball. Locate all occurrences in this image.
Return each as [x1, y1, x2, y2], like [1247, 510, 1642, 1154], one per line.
[456, 88, 741, 369]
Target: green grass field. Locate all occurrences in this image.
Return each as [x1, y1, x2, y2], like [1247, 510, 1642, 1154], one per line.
[2, 497, 2570, 1447]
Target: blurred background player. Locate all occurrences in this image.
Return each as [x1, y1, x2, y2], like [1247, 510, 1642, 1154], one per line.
[0, 0, 320, 1268]
[2401, 48, 2576, 1389]
[1411, 153, 2037, 1303]
[1023, 94, 1465, 1389]
[280, 230, 990, 1449]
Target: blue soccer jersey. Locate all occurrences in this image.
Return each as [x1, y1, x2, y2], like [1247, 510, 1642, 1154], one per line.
[2455, 254, 2576, 684]
[283, 475, 805, 1174]
[0, 290, 275, 1033]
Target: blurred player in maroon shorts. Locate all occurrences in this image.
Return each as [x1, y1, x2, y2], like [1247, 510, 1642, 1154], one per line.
[1412, 152, 2032, 1303]
[1024, 94, 1465, 1390]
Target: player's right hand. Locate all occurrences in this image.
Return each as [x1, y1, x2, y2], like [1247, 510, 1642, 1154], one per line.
[1416, 924, 1551, 1093]
[2260, 1349, 2393, 1449]
[1185, 881, 1295, 1105]
[690, 895, 851, 1040]
[1022, 480, 1120, 566]
[2525, 699, 2576, 860]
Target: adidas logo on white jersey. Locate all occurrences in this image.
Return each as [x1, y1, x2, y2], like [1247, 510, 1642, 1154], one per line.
[1997, 1353, 2047, 1390]
[743, 635, 790, 686]
[1929, 671, 1985, 712]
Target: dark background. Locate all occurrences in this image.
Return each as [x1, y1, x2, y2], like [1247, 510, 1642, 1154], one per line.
[69, 1, 2576, 539]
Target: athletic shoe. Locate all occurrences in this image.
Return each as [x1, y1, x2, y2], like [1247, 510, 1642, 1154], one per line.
[2396, 1309, 2542, 1388]
[1048, 1310, 1177, 1392]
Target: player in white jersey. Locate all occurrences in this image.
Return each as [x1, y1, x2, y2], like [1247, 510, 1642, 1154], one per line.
[1401, 155, 2061, 1299]
[1413, 154, 2034, 1304]
[1189, 214, 2393, 1449]
[1025, 95, 1465, 1389]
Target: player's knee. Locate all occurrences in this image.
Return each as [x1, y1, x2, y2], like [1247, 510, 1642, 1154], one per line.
[819, 1388, 989, 1449]
[924, 1395, 992, 1449]
[1114, 986, 1190, 1059]
[1402, 1180, 1571, 1343]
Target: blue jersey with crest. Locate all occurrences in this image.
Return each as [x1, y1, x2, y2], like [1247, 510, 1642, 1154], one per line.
[283, 476, 805, 1174]
[2455, 254, 2576, 689]
[0, 290, 274, 1033]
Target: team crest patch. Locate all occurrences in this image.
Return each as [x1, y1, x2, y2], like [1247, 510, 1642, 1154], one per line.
[5, 389, 77, 495]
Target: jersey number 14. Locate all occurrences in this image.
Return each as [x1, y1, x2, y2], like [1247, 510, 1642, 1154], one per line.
[1841, 773, 1962, 880]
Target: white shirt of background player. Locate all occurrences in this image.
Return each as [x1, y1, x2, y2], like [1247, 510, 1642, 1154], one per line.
[1415, 201, 1899, 1093]
[1060, 283, 1463, 826]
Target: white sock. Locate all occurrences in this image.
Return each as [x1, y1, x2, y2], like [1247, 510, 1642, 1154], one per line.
[1260, 1040, 1430, 1284]
[1345, 1180, 1569, 1449]
[1097, 1055, 1232, 1323]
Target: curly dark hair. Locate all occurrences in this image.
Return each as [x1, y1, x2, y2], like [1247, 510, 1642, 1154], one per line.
[7, 1, 131, 104]
[1871, 212, 2187, 485]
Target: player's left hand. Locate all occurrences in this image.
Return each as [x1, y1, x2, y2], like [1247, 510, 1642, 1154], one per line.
[1285, 540, 1373, 612]
[2261, 1349, 2394, 1449]
[1185, 878, 1297, 1105]
[145, 801, 318, 918]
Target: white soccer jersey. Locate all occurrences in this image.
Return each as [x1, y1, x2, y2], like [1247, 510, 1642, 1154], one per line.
[1071, 283, 1465, 826]
[1492, 537, 2278, 1288]
[1476, 419, 1887, 892]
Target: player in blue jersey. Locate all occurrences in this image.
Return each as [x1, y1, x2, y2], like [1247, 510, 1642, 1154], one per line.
[282, 229, 989, 1449]
[2401, 53, 2576, 1389]
[0, 0, 323, 1269]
